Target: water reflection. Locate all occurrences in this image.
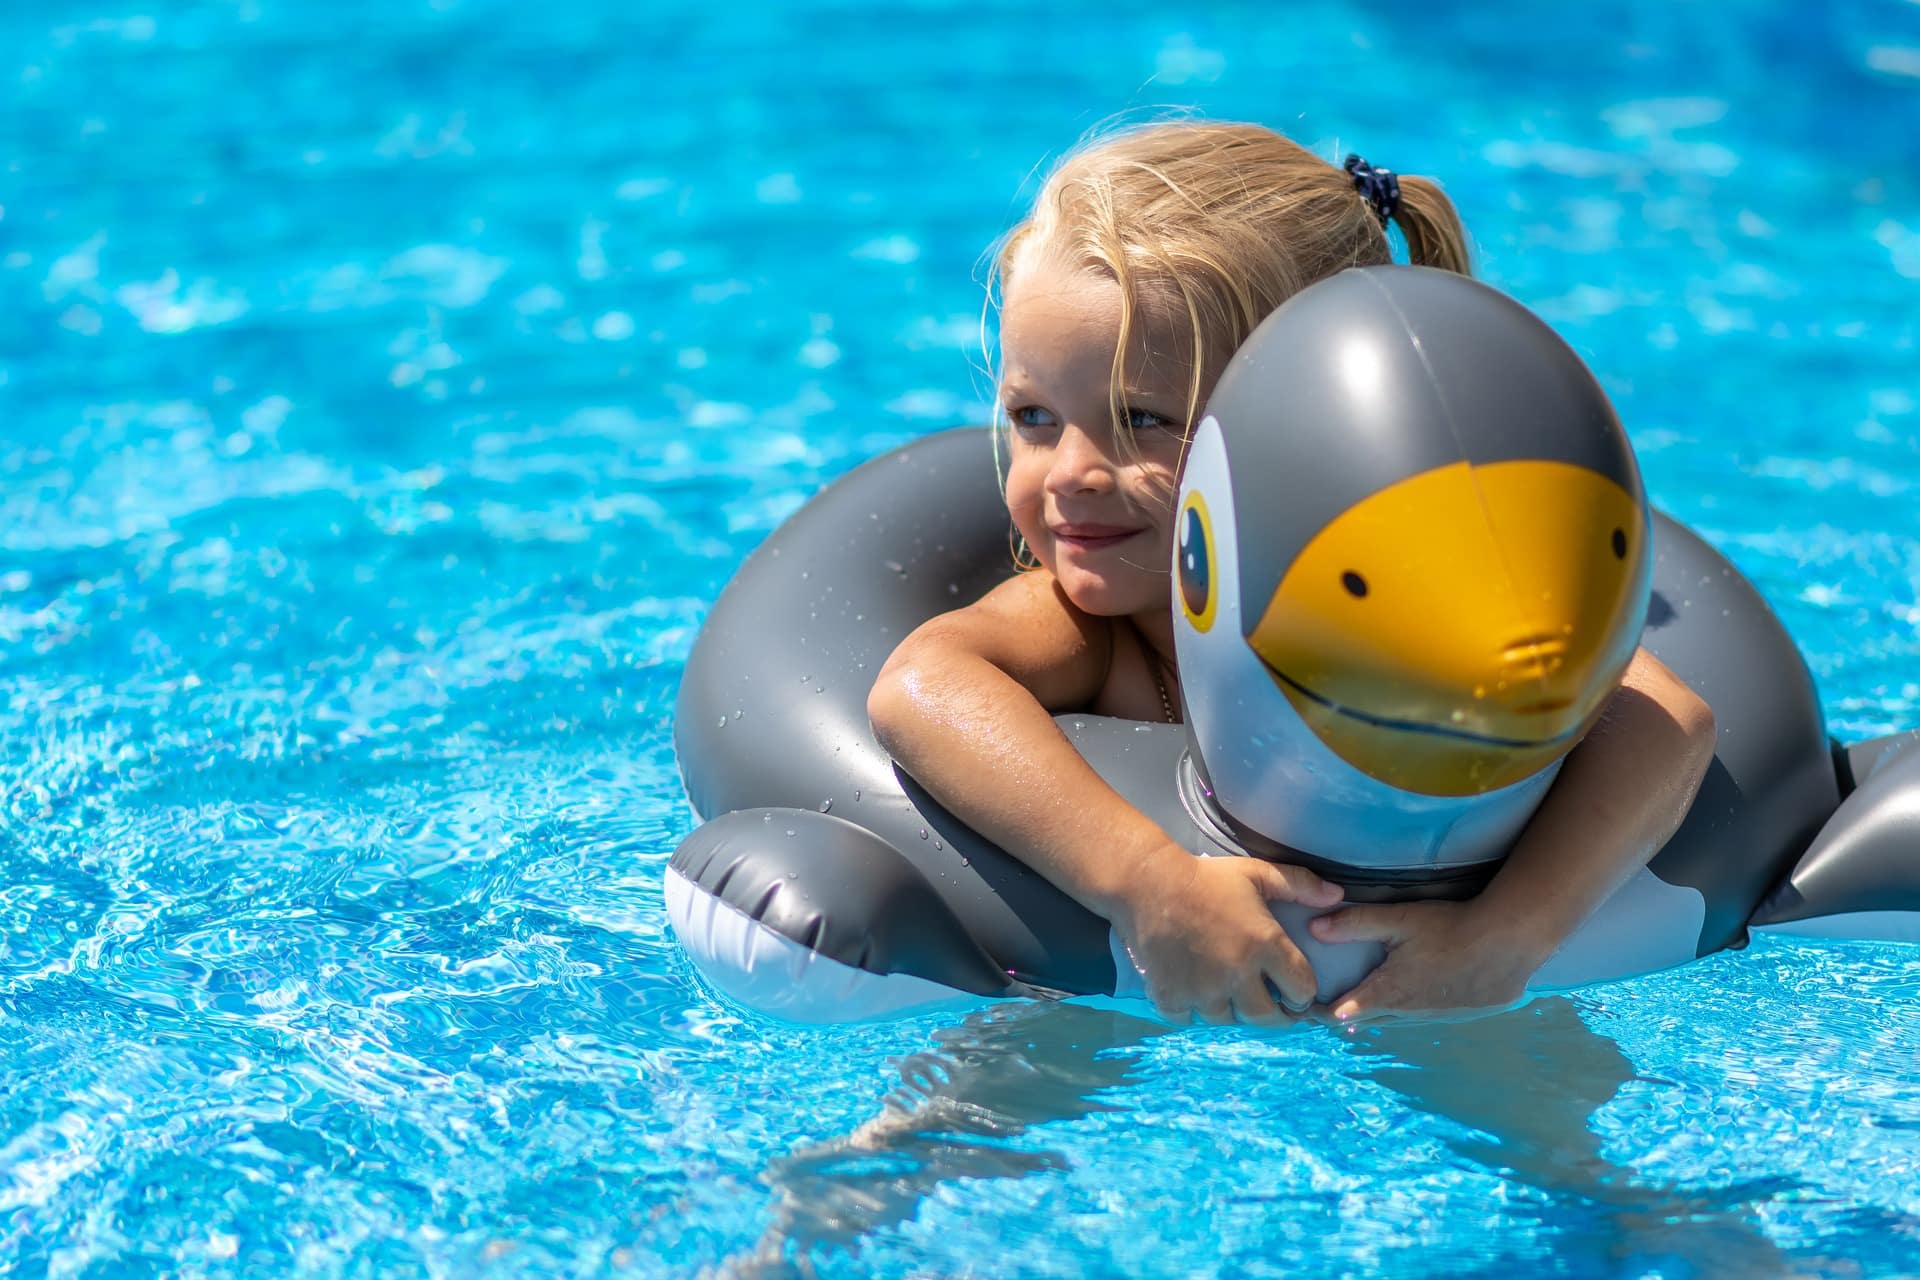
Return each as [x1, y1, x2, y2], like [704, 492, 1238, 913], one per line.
[726, 997, 1816, 1276]
[718, 1001, 1167, 1276]
[1346, 1000, 1803, 1275]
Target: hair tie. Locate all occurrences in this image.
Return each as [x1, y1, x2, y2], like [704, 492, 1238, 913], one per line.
[1343, 154, 1401, 227]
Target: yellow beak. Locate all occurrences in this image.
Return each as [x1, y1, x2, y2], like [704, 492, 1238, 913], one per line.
[1248, 459, 1647, 797]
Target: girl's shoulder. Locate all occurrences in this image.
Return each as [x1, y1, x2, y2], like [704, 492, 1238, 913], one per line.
[967, 573, 1169, 722]
[938, 570, 1117, 711]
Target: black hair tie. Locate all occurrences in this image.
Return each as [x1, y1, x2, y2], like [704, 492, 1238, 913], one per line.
[1344, 154, 1401, 227]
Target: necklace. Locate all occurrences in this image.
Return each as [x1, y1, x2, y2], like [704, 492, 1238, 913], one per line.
[1149, 651, 1177, 725]
[1131, 619, 1178, 725]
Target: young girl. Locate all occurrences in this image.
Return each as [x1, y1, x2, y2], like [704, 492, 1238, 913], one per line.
[867, 121, 1718, 1027]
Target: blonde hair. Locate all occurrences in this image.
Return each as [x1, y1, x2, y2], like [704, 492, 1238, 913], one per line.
[990, 120, 1472, 567]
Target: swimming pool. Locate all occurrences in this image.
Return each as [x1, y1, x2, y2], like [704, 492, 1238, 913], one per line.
[3, 0, 1918, 1274]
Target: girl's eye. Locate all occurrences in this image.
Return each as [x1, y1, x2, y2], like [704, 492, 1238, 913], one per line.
[1127, 408, 1182, 434]
[1009, 405, 1057, 429]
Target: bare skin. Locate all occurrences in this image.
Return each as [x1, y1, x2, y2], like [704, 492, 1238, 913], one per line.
[869, 571, 1340, 1025]
[868, 255, 1718, 1026]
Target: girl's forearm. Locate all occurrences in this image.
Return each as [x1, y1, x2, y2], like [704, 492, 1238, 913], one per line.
[1473, 661, 1717, 958]
[867, 652, 1187, 920]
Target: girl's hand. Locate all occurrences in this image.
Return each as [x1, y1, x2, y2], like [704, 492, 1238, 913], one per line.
[1304, 647, 1717, 1027]
[1306, 900, 1553, 1024]
[1111, 852, 1342, 1026]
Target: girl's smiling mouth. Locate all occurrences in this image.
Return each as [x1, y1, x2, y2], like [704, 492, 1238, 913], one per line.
[1052, 521, 1148, 550]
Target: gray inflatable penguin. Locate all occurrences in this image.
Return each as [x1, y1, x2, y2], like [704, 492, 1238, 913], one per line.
[666, 266, 1920, 1022]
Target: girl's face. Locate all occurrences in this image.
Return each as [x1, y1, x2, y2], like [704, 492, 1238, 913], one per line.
[998, 258, 1199, 619]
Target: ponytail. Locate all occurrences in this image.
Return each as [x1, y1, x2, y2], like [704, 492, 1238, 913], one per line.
[1393, 174, 1472, 275]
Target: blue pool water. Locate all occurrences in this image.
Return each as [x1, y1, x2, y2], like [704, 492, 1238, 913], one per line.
[4, 0, 1919, 1274]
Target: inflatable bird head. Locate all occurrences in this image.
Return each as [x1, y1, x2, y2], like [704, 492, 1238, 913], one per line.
[1173, 267, 1651, 871]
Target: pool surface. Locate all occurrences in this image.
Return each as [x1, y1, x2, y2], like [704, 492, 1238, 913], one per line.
[4, 0, 1920, 1275]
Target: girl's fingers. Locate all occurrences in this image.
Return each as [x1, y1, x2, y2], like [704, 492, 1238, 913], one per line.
[1147, 986, 1192, 1026]
[1257, 938, 1318, 1012]
[1196, 997, 1236, 1026]
[1330, 976, 1401, 1023]
[1329, 980, 1373, 1022]
[1232, 977, 1288, 1026]
[1254, 861, 1344, 908]
[1309, 903, 1411, 945]
[1263, 974, 1314, 1015]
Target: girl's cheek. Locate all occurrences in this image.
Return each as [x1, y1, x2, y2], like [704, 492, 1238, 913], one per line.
[1004, 483, 1046, 543]
[1005, 469, 1043, 518]
[1126, 465, 1179, 513]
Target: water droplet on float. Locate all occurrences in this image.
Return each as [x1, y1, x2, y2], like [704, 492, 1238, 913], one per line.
[933, 839, 943, 850]
[853, 790, 862, 802]
[819, 799, 833, 813]
[763, 813, 773, 823]
[885, 560, 906, 577]
[786, 872, 797, 880]
[960, 858, 970, 867]
[718, 717, 728, 728]
[919, 828, 929, 840]
[800, 674, 810, 683]
[785, 829, 796, 837]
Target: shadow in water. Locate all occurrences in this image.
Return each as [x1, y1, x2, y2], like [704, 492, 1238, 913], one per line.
[718, 998, 1817, 1278]
[1351, 999, 1808, 1277]
[713, 1001, 1169, 1277]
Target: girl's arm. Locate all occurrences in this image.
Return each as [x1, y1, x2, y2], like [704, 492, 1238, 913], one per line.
[1308, 647, 1717, 1021]
[868, 571, 1340, 1025]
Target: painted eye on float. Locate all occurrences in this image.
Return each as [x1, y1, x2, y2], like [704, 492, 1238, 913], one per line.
[1178, 490, 1217, 633]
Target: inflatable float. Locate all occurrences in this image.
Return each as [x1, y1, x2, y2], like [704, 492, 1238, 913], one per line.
[665, 266, 1920, 1022]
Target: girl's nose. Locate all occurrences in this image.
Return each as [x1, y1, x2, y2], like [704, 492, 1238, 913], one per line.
[1046, 423, 1116, 495]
